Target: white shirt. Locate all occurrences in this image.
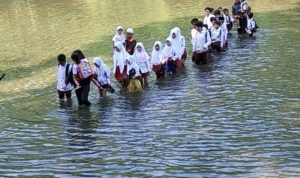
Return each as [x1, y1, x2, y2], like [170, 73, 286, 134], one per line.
[204, 14, 215, 29]
[192, 29, 212, 52]
[57, 64, 73, 91]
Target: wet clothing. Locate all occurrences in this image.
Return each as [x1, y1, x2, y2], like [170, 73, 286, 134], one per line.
[128, 79, 143, 93]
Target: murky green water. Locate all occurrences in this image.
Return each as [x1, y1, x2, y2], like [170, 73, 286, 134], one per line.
[0, 0, 300, 177]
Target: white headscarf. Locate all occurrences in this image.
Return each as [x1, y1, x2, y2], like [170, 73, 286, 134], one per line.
[132, 42, 150, 73]
[168, 27, 185, 57]
[163, 37, 174, 58]
[93, 57, 110, 84]
[113, 41, 130, 73]
[151, 41, 163, 65]
[112, 26, 126, 44]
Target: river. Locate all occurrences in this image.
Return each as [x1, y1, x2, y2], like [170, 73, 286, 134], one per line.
[0, 0, 300, 177]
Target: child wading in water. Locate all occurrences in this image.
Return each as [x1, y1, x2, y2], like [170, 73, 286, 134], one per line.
[113, 41, 131, 87]
[131, 42, 151, 86]
[150, 41, 166, 79]
[93, 57, 114, 97]
[56, 54, 73, 100]
[72, 50, 101, 106]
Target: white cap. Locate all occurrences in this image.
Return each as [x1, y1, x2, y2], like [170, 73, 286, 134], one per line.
[126, 28, 134, 34]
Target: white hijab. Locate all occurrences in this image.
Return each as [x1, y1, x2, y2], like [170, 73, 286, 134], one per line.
[150, 41, 163, 65]
[168, 27, 185, 56]
[163, 37, 174, 58]
[93, 57, 110, 80]
[112, 26, 126, 44]
[113, 41, 130, 73]
[132, 42, 149, 65]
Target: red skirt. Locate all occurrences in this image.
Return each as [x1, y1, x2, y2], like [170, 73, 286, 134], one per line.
[115, 65, 128, 83]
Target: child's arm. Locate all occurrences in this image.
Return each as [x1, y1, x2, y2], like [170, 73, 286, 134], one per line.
[91, 77, 102, 89]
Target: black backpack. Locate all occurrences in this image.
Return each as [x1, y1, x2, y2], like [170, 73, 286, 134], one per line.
[65, 64, 74, 86]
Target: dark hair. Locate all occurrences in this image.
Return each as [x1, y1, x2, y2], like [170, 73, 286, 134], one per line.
[210, 17, 217, 22]
[129, 68, 136, 78]
[71, 50, 85, 63]
[248, 12, 254, 18]
[223, 8, 229, 13]
[203, 24, 208, 29]
[204, 7, 212, 12]
[214, 21, 220, 26]
[218, 7, 223, 10]
[191, 18, 199, 25]
[219, 16, 224, 21]
[57, 54, 66, 62]
[214, 10, 221, 16]
[195, 21, 203, 28]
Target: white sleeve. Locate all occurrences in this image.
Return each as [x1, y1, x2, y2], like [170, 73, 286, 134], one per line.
[250, 20, 256, 29]
[72, 64, 77, 75]
[113, 56, 117, 74]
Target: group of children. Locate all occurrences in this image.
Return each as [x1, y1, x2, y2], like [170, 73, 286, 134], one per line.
[191, 0, 257, 64]
[56, 0, 258, 106]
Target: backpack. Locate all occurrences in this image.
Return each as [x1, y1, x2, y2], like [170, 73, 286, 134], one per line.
[77, 60, 93, 80]
[65, 64, 74, 85]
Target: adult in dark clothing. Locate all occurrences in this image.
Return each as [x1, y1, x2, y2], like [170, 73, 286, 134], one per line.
[232, 0, 247, 34]
[125, 28, 137, 55]
[71, 50, 101, 106]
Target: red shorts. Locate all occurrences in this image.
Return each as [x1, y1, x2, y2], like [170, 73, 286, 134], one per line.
[193, 51, 209, 65]
[115, 65, 128, 82]
[211, 41, 222, 52]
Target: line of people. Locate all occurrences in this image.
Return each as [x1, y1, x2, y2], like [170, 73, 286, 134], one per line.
[191, 1, 258, 64]
[56, 1, 258, 107]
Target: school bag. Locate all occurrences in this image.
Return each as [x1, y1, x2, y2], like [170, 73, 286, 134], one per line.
[77, 59, 93, 80]
[65, 64, 74, 85]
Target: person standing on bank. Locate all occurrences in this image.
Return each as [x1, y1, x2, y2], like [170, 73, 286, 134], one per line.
[125, 28, 137, 55]
[71, 50, 101, 106]
[112, 26, 126, 47]
[56, 54, 73, 100]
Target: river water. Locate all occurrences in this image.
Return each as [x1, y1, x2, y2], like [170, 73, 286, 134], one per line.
[0, 0, 300, 177]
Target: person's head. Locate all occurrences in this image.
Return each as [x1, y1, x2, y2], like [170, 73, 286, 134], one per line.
[205, 7, 212, 16]
[137, 44, 142, 52]
[155, 43, 160, 51]
[235, 0, 241, 3]
[71, 50, 85, 64]
[116, 26, 123, 35]
[218, 7, 223, 11]
[219, 16, 224, 24]
[214, 9, 221, 17]
[114, 41, 124, 52]
[213, 20, 220, 29]
[195, 21, 203, 31]
[210, 17, 218, 25]
[166, 39, 172, 47]
[93, 57, 102, 68]
[223, 8, 229, 15]
[126, 28, 134, 39]
[248, 12, 254, 19]
[191, 18, 199, 27]
[57, 54, 66, 66]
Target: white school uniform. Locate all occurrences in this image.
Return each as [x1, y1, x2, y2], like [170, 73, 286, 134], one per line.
[204, 14, 215, 29]
[93, 57, 111, 86]
[57, 64, 73, 91]
[192, 29, 212, 53]
[169, 27, 185, 58]
[210, 27, 224, 47]
[150, 41, 164, 66]
[112, 26, 126, 45]
[132, 42, 151, 74]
